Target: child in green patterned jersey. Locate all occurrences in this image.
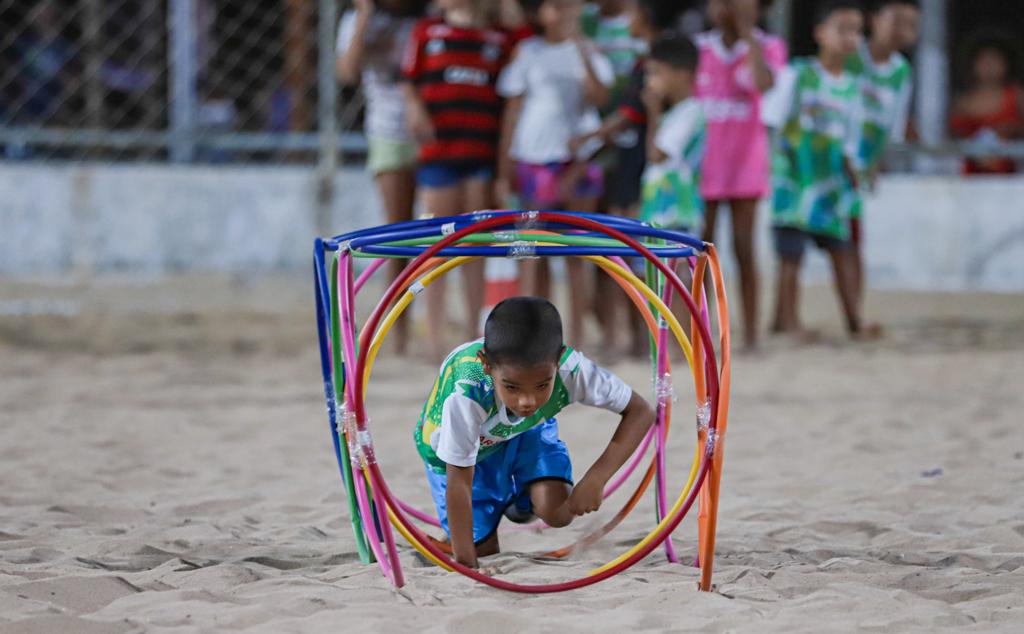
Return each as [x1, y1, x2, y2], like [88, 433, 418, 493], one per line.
[763, 0, 880, 339]
[415, 297, 654, 568]
[845, 0, 919, 305]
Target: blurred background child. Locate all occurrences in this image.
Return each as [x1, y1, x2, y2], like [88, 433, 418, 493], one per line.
[696, 0, 787, 352]
[496, 0, 614, 348]
[336, 0, 428, 356]
[845, 0, 920, 309]
[401, 0, 511, 360]
[949, 30, 1024, 175]
[764, 0, 879, 340]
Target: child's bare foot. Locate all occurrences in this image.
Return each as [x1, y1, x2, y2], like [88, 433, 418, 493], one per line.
[851, 322, 884, 341]
[771, 327, 822, 344]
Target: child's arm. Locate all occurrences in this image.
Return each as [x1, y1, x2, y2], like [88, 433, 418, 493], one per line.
[401, 81, 435, 143]
[568, 390, 655, 515]
[644, 87, 668, 164]
[731, 2, 775, 93]
[574, 38, 611, 109]
[445, 463, 478, 567]
[336, 0, 373, 85]
[496, 95, 524, 205]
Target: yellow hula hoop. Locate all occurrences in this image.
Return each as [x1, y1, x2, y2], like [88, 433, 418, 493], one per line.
[358, 250, 704, 576]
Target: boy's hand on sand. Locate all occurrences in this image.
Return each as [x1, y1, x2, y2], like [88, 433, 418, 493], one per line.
[567, 476, 604, 516]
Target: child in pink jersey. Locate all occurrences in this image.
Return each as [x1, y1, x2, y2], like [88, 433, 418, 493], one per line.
[695, 0, 786, 351]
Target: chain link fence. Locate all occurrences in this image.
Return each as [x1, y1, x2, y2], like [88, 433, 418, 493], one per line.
[0, 0, 367, 163]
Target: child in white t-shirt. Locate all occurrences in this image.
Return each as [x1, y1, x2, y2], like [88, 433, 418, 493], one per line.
[495, 0, 614, 348]
[336, 0, 426, 355]
[640, 35, 706, 235]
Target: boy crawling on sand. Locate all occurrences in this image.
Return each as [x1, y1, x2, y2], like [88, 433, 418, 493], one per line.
[414, 296, 655, 567]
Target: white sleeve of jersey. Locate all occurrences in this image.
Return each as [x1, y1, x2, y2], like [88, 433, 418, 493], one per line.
[761, 65, 797, 129]
[336, 10, 357, 55]
[433, 393, 487, 467]
[889, 69, 913, 143]
[563, 350, 633, 414]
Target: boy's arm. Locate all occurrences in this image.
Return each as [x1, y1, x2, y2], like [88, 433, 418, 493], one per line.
[574, 38, 612, 109]
[496, 94, 524, 205]
[401, 81, 435, 143]
[445, 463, 478, 567]
[644, 88, 668, 164]
[568, 390, 655, 515]
[728, 1, 778, 93]
[336, 1, 373, 85]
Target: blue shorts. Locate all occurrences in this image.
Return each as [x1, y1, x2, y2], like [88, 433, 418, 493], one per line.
[417, 162, 494, 188]
[425, 418, 573, 544]
[774, 226, 851, 260]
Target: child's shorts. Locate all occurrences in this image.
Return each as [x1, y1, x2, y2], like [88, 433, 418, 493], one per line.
[417, 162, 494, 188]
[367, 137, 418, 174]
[424, 417, 573, 544]
[516, 161, 603, 208]
[774, 226, 851, 260]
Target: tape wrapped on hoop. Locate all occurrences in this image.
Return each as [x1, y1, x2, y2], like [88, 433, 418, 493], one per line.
[515, 210, 541, 231]
[654, 372, 676, 405]
[704, 427, 719, 459]
[340, 405, 376, 467]
[493, 230, 518, 242]
[441, 222, 457, 236]
[696, 399, 711, 433]
[509, 240, 539, 260]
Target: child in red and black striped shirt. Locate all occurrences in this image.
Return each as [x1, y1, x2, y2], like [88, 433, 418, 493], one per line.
[401, 0, 511, 361]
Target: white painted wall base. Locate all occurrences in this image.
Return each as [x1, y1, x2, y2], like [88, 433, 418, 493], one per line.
[1, 165, 1022, 292]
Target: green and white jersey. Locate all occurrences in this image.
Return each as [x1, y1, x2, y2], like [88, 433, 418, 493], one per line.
[846, 42, 913, 173]
[414, 339, 632, 473]
[581, 3, 642, 106]
[640, 98, 705, 231]
[763, 57, 862, 240]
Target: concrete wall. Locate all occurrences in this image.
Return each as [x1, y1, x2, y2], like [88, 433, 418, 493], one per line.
[1, 164, 1023, 292]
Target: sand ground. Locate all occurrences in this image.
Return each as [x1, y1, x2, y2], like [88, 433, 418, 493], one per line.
[1, 274, 1022, 633]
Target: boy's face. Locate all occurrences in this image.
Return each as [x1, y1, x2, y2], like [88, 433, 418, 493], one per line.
[539, 0, 584, 36]
[645, 59, 692, 102]
[815, 9, 863, 58]
[872, 3, 920, 51]
[480, 354, 560, 419]
[707, 0, 759, 31]
[598, 0, 630, 16]
[627, 3, 652, 40]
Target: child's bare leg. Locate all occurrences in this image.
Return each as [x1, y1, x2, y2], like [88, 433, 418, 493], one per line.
[475, 531, 500, 558]
[529, 479, 573, 528]
[701, 200, 720, 245]
[730, 198, 761, 350]
[422, 183, 462, 360]
[463, 177, 492, 340]
[829, 246, 880, 338]
[850, 217, 864, 304]
[374, 168, 417, 355]
[566, 258, 588, 347]
[773, 256, 802, 334]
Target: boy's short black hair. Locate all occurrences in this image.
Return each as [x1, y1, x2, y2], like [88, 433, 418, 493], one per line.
[867, 0, 918, 13]
[635, 0, 688, 32]
[648, 34, 699, 72]
[814, 0, 862, 26]
[483, 297, 564, 366]
[519, 0, 543, 15]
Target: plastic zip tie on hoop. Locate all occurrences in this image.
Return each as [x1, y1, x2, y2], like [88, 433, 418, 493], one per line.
[509, 240, 539, 260]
